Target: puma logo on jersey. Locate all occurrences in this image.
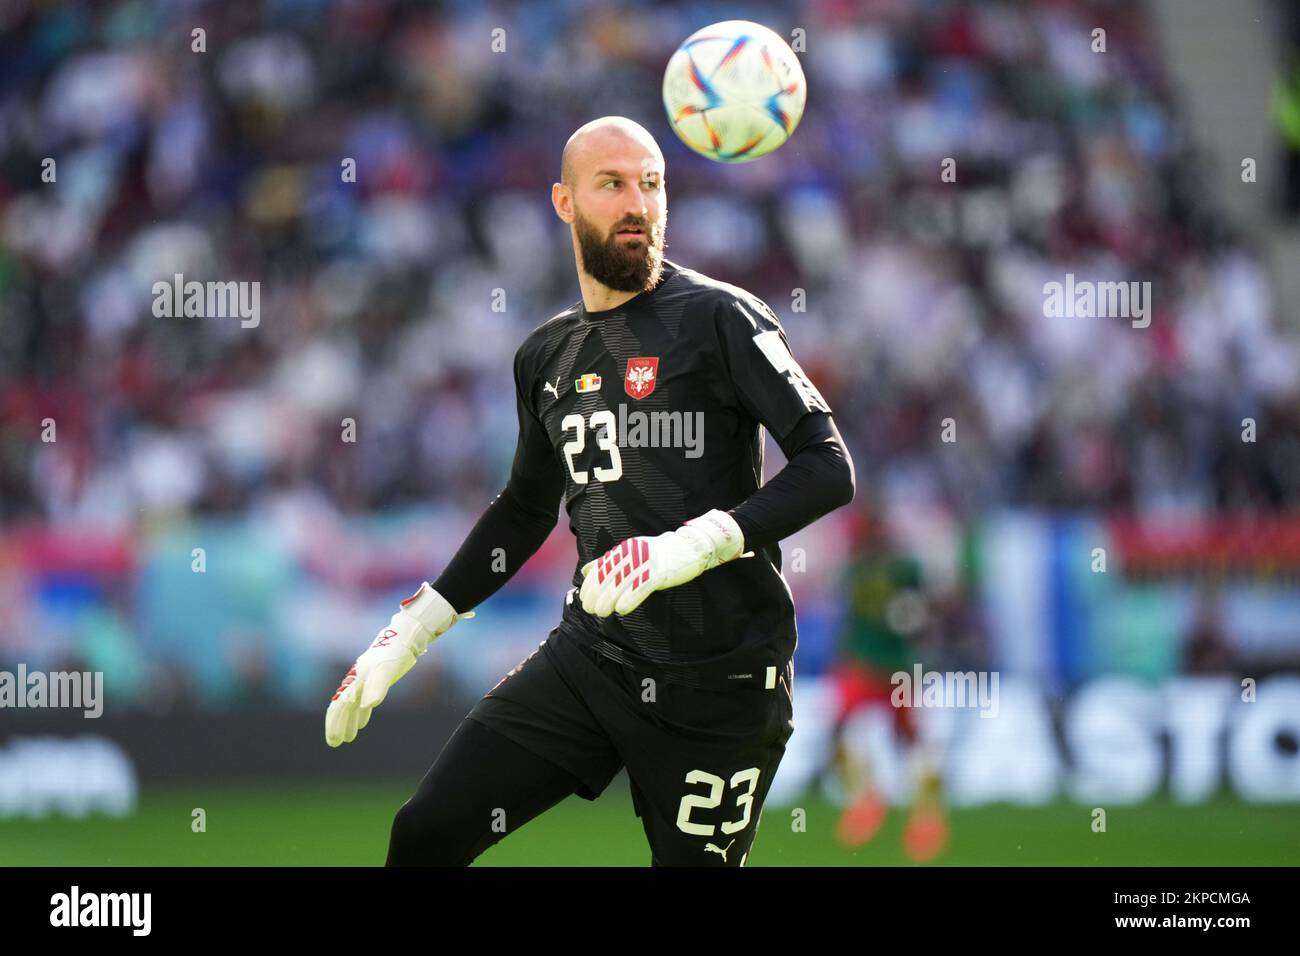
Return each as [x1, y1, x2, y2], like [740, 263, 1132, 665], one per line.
[704, 838, 736, 862]
[543, 379, 560, 400]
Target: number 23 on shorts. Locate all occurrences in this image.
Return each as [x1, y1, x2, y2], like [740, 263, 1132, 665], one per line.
[675, 767, 761, 836]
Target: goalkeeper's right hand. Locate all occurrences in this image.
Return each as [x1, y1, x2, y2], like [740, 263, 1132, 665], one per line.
[325, 583, 471, 747]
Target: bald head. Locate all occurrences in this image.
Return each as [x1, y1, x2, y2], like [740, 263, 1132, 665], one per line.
[560, 116, 664, 189]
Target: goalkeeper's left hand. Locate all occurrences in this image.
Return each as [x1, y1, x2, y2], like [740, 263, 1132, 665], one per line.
[579, 509, 745, 617]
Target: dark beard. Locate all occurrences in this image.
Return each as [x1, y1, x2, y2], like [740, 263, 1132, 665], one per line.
[574, 206, 666, 293]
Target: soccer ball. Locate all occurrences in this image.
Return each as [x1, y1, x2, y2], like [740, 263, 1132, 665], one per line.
[662, 20, 806, 163]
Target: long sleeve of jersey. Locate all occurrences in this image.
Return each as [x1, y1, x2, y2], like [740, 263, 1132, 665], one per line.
[711, 295, 856, 550]
[430, 347, 564, 614]
[728, 411, 855, 550]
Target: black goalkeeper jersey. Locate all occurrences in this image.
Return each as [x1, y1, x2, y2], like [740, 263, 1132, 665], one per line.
[509, 259, 835, 682]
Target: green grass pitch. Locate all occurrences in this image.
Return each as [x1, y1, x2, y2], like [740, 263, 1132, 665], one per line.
[3, 779, 1297, 866]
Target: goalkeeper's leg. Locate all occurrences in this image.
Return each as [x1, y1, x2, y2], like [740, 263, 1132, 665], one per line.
[386, 717, 582, 866]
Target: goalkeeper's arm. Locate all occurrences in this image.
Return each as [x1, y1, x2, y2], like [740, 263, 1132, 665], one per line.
[426, 458, 563, 615]
[580, 411, 854, 617]
[432, 343, 567, 611]
[326, 351, 564, 746]
[727, 411, 855, 550]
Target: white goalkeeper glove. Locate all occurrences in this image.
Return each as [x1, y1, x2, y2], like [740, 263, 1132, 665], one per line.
[325, 583, 472, 747]
[579, 509, 746, 617]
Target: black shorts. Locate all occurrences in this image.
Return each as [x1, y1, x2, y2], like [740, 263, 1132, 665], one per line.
[466, 625, 795, 866]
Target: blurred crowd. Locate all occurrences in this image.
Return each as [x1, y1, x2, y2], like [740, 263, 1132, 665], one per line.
[5, 0, 1300, 717]
[1, 0, 1298, 537]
